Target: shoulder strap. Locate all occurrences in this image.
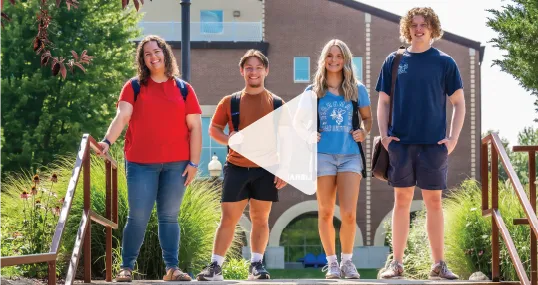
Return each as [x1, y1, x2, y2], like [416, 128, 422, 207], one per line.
[130, 77, 141, 102]
[388, 46, 406, 126]
[174, 77, 189, 101]
[351, 100, 359, 131]
[272, 95, 283, 110]
[230, 91, 242, 132]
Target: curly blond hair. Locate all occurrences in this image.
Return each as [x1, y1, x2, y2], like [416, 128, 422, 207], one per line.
[399, 7, 443, 44]
[135, 35, 180, 85]
[312, 39, 359, 102]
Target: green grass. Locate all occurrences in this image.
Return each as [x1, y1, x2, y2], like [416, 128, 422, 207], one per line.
[269, 268, 379, 279]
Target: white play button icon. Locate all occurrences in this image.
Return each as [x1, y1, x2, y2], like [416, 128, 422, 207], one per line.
[229, 91, 318, 195]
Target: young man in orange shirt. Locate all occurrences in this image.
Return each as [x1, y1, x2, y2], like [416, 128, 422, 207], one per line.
[197, 50, 287, 281]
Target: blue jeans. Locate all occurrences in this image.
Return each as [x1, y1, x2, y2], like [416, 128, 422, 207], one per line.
[121, 160, 188, 270]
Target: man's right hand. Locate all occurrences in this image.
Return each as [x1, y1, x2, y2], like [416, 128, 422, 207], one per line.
[382, 136, 400, 150]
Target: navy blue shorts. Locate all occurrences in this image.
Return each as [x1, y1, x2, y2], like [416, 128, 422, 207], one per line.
[387, 142, 448, 190]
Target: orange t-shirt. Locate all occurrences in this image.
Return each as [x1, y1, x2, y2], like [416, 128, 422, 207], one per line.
[211, 90, 284, 168]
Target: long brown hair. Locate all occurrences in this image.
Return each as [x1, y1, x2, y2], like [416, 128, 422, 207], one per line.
[135, 35, 180, 85]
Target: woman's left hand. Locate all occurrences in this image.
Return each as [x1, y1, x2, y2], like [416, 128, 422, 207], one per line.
[182, 164, 198, 186]
[351, 129, 367, 142]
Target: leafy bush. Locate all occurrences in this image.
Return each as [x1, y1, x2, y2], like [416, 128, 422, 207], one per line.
[2, 148, 245, 279]
[383, 179, 532, 281]
[222, 258, 249, 280]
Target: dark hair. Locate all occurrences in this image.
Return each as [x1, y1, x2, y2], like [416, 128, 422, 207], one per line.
[135, 35, 180, 84]
[238, 49, 269, 69]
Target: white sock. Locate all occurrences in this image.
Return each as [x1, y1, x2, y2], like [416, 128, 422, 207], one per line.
[341, 253, 353, 262]
[251, 252, 264, 263]
[211, 254, 225, 267]
[326, 254, 338, 264]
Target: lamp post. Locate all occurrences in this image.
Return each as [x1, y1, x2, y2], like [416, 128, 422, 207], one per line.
[180, 0, 191, 82]
[208, 153, 223, 178]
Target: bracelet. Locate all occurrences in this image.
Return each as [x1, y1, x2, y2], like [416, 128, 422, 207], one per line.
[188, 161, 199, 168]
[101, 138, 111, 146]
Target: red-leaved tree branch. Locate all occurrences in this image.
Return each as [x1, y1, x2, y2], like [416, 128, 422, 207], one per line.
[1, 0, 145, 79]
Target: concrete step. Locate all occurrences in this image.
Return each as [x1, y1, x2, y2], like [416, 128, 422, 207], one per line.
[83, 279, 520, 285]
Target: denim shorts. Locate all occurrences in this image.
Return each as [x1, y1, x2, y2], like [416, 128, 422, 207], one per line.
[317, 153, 363, 177]
[387, 142, 448, 190]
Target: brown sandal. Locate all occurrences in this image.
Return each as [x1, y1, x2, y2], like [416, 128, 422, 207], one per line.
[116, 268, 132, 282]
[163, 267, 192, 281]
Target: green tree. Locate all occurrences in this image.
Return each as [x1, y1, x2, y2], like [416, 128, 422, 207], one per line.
[487, 1, 538, 118]
[1, 0, 140, 174]
[510, 127, 538, 185]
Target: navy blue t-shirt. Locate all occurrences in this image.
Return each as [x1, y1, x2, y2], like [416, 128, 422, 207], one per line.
[375, 47, 463, 144]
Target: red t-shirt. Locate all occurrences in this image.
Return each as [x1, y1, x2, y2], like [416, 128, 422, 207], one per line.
[118, 77, 202, 163]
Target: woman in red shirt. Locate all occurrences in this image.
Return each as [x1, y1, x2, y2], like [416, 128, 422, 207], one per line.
[98, 35, 202, 282]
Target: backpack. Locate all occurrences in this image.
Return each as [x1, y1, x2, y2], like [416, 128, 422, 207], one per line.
[230, 91, 283, 132]
[314, 88, 367, 178]
[130, 76, 189, 102]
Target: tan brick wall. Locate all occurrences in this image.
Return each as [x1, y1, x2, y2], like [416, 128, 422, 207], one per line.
[169, 0, 482, 248]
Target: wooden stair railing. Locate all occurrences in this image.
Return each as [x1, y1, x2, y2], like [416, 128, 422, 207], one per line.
[1, 134, 119, 285]
[482, 133, 538, 285]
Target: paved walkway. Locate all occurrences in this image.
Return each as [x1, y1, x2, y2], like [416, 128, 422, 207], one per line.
[83, 279, 519, 285]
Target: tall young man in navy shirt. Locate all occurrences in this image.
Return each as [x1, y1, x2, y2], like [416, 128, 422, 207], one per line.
[376, 7, 465, 279]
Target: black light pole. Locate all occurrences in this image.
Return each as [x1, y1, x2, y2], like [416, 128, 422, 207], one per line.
[180, 0, 191, 82]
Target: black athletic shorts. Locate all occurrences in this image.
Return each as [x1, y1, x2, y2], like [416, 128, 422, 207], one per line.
[221, 162, 279, 203]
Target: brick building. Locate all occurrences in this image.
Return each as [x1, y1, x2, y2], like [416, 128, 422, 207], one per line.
[138, 0, 483, 269]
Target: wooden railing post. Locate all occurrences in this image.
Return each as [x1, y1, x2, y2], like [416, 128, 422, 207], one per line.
[47, 260, 56, 285]
[491, 147, 500, 282]
[83, 143, 92, 284]
[481, 142, 489, 211]
[530, 152, 537, 285]
[105, 161, 112, 282]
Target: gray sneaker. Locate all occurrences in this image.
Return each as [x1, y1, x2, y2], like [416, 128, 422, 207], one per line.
[322, 261, 341, 279]
[429, 261, 459, 280]
[379, 260, 404, 279]
[340, 259, 360, 279]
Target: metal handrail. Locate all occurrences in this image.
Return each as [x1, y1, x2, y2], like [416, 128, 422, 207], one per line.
[481, 133, 538, 285]
[0, 134, 119, 285]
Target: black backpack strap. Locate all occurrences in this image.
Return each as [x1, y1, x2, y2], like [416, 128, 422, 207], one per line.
[352, 100, 367, 178]
[230, 91, 242, 132]
[130, 77, 141, 102]
[174, 77, 189, 101]
[272, 95, 283, 110]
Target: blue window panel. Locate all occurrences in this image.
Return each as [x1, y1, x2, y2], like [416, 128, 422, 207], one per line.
[294, 57, 310, 82]
[202, 117, 211, 148]
[199, 116, 229, 178]
[201, 10, 223, 34]
[352, 57, 363, 81]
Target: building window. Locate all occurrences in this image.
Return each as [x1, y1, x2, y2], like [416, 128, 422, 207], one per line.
[201, 10, 223, 34]
[352, 57, 363, 81]
[294, 57, 310, 83]
[200, 117, 228, 178]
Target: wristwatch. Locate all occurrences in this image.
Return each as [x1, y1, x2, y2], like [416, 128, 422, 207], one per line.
[101, 138, 111, 147]
[188, 161, 199, 168]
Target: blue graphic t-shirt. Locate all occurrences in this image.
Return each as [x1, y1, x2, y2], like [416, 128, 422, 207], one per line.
[307, 83, 371, 155]
[375, 47, 463, 144]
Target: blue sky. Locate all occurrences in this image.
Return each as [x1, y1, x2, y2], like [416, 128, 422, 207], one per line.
[360, 0, 538, 146]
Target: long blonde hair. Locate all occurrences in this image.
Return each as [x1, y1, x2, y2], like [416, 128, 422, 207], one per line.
[312, 39, 359, 101]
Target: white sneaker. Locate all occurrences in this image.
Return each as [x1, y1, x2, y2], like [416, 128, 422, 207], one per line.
[322, 261, 341, 279]
[340, 259, 360, 279]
